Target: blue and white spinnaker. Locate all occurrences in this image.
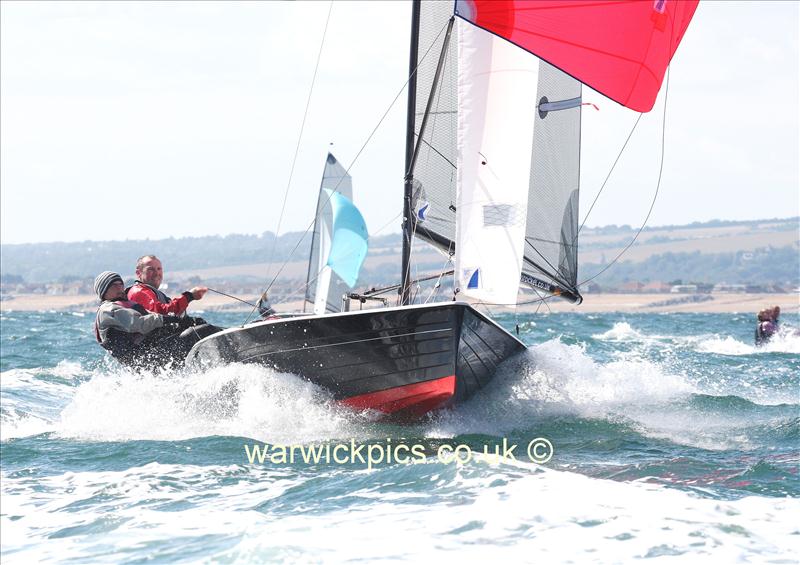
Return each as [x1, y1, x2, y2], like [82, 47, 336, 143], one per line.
[305, 153, 368, 315]
[322, 188, 368, 288]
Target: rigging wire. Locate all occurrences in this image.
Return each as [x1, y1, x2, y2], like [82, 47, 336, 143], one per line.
[402, 201, 424, 306]
[245, 18, 452, 324]
[578, 68, 671, 288]
[424, 254, 453, 304]
[577, 113, 643, 234]
[265, 210, 406, 310]
[241, 16, 669, 320]
[264, 1, 334, 280]
[473, 69, 672, 307]
[206, 287, 259, 308]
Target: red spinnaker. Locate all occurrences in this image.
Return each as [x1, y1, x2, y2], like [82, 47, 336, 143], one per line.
[455, 0, 699, 112]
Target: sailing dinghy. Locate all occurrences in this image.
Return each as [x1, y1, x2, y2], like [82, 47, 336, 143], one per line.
[304, 153, 366, 316]
[187, 0, 698, 419]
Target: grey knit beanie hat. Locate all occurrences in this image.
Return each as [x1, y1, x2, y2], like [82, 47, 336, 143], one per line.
[94, 271, 123, 300]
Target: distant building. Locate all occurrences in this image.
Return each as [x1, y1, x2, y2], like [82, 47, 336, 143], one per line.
[745, 284, 768, 293]
[584, 282, 603, 294]
[713, 283, 747, 293]
[620, 281, 644, 293]
[46, 284, 64, 295]
[642, 281, 671, 293]
[670, 284, 698, 294]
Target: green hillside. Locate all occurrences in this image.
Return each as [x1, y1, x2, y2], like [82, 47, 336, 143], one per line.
[2, 217, 797, 287]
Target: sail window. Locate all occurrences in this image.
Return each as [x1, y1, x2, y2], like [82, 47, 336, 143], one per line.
[482, 204, 524, 228]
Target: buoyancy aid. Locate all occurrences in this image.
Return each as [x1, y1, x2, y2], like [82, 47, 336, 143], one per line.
[127, 281, 193, 316]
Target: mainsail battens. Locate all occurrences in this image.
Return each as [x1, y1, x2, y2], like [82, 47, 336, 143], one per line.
[455, 19, 537, 304]
[538, 96, 581, 115]
[454, 0, 699, 112]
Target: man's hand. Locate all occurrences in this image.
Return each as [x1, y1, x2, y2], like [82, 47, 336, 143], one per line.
[189, 286, 208, 300]
[163, 315, 191, 329]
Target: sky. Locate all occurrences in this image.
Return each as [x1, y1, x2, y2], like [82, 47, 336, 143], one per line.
[1, 1, 798, 245]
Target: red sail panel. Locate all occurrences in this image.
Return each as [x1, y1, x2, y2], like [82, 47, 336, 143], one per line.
[455, 0, 699, 112]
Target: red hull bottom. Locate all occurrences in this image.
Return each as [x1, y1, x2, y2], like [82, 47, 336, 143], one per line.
[341, 375, 456, 418]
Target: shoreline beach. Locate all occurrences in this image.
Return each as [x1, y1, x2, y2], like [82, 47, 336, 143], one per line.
[2, 292, 797, 315]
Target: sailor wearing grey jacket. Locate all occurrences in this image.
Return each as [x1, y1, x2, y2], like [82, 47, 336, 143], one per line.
[93, 271, 200, 368]
[95, 298, 167, 343]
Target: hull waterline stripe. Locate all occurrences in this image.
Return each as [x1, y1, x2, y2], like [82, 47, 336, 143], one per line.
[342, 374, 456, 413]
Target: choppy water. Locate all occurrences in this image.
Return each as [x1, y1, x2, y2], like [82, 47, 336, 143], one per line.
[1, 308, 798, 562]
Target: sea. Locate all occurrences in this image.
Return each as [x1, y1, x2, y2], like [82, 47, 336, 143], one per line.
[1, 308, 798, 563]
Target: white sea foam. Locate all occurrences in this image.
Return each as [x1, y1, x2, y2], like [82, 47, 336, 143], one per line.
[0, 363, 90, 440]
[428, 340, 696, 438]
[57, 363, 370, 444]
[0, 413, 54, 442]
[50, 360, 92, 379]
[696, 335, 755, 355]
[1, 460, 797, 563]
[591, 321, 644, 341]
[697, 328, 800, 355]
[427, 339, 790, 451]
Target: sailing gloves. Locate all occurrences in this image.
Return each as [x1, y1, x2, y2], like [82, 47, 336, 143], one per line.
[163, 315, 207, 330]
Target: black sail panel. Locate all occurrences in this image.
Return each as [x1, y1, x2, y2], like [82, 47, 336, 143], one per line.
[523, 61, 582, 300]
[408, 1, 458, 254]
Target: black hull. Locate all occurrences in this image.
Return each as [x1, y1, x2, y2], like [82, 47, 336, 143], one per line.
[186, 303, 526, 417]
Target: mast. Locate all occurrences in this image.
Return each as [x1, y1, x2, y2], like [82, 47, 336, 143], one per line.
[400, 0, 421, 306]
[402, 5, 454, 305]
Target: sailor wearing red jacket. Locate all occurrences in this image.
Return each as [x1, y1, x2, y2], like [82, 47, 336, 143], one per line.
[127, 255, 208, 316]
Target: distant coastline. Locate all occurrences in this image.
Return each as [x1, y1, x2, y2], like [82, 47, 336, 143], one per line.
[2, 217, 798, 315]
[2, 217, 798, 288]
[2, 292, 797, 315]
